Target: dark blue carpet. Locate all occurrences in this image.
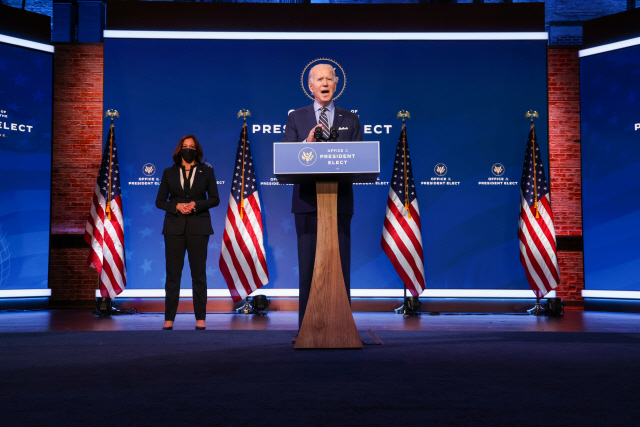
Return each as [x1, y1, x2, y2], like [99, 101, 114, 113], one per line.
[1, 331, 639, 426]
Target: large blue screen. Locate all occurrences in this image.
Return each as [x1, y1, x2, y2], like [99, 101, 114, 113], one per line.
[0, 42, 52, 291]
[581, 44, 640, 291]
[104, 37, 548, 293]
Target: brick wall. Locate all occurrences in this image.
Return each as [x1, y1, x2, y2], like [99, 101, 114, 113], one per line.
[52, 44, 103, 234]
[49, 248, 98, 302]
[548, 47, 584, 306]
[50, 44, 104, 304]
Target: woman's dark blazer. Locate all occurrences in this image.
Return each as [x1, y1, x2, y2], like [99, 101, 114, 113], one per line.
[155, 163, 220, 236]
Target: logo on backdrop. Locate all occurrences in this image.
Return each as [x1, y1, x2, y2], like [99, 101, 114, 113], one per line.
[301, 58, 346, 101]
[142, 163, 156, 176]
[434, 163, 447, 176]
[492, 163, 505, 176]
[298, 147, 317, 166]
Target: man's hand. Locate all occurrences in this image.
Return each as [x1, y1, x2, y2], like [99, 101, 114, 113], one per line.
[307, 125, 322, 142]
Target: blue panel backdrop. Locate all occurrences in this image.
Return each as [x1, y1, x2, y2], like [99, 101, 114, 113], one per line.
[581, 44, 640, 291]
[0, 42, 52, 290]
[103, 38, 548, 292]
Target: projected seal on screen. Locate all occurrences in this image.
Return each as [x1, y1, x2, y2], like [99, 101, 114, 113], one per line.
[298, 147, 317, 166]
[434, 163, 447, 176]
[492, 163, 505, 176]
[143, 163, 156, 176]
[301, 58, 346, 101]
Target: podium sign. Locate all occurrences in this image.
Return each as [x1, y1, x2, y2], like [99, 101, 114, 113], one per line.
[274, 141, 379, 349]
[273, 141, 379, 184]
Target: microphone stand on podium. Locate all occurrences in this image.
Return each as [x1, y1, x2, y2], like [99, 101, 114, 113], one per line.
[274, 137, 380, 349]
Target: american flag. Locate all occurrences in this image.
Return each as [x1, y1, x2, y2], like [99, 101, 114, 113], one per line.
[381, 125, 425, 297]
[518, 125, 560, 299]
[219, 124, 269, 302]
[84, 125, 127, 298]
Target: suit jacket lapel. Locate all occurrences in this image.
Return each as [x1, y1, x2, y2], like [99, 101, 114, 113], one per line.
[170, 167, 184, 196]
[333, 105, 345, 131]
[305, 104, 318, 134]
[172, 167, 189, 197]
[189, 164, 204, 195]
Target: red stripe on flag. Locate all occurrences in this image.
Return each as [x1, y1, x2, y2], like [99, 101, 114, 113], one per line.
[409, 203, 422, 232]
[519, 251, 546, 299]
[520, 205, 560, 284]
[381, 233, 420, 297]
[219, 256, 242, 303]
[519, 227, 552, 294]
[228, 206, 263, 291]
[103, 227, 126, 290]
[110, 197, 125, 244]
[222, 225, 252, 297]
[244, 195, 269, 277]
[537, 197, 558, 254]
[100, 254, 121, 297]
[383, 216, 425, 289]
[387, 198, 424, 264]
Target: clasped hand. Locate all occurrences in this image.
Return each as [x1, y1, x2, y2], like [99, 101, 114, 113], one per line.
[177, 202, 196, 215]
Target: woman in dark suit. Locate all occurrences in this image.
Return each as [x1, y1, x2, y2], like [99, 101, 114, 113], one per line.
[156, 135, 220, 330]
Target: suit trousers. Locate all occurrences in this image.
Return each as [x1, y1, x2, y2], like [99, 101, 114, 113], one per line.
[295, 212, 352, 329]
[164, 233, 210, 321]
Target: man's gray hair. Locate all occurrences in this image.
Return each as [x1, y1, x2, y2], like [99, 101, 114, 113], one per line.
[308, 63, 339, 84]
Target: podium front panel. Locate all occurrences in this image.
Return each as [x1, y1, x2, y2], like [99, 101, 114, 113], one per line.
[273, 141, 379, 184]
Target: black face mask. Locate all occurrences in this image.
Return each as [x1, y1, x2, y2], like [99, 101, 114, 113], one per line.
[180, 148, 196, 163]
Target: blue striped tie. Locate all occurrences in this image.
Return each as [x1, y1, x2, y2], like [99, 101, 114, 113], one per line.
[319, 107, 330, 141]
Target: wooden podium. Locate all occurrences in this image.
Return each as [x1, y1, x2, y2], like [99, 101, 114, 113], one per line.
[273, 142, 380, 349]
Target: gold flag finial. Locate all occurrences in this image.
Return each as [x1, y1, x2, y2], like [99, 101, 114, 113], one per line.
[525, 110, 539, 124]
[397, 110, 411, 125]
[105, 109, 119, 122]
[237, 109, 252, 123]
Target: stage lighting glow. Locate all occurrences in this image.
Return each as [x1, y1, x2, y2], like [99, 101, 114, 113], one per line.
[0, 289, 52, 298]
[0, 34, 54, 52]
[103, 30, 548, 41]
[582, 290, 640, 300]
[579, 36, 640, 57]
[95, 289, 556, 298]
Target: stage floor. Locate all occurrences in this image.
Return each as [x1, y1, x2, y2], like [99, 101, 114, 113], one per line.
[2, 310, 640, 425]
[1, 309, 640, 334]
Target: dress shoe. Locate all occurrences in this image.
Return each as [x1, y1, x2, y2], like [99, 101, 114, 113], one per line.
[195, 326, 206, 330]
[162, 326, 173, 330]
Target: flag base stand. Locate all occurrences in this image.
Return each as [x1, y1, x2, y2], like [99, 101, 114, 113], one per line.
[395, 297, 422, 316]
[527, 300, 547, 316]
[236, 296, 255, 314]
[93, 297, 137, 317]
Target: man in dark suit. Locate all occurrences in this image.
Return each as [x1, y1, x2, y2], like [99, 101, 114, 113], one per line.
[282, 63, 363, 329]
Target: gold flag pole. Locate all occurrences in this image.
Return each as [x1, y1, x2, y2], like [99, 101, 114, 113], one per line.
[397, 110, 411, 220]
[236, 109, 255, 315]
[394, 110, 412, 315]
[524, 112, 545, 315]
[237, 109, 252, 220]
[104, 109, 119, 220]
[525, 110, 539, 218]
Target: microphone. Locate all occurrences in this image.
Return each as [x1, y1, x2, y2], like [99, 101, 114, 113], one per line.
[329, 127, 339, 141]
[314, 126, 323, 142]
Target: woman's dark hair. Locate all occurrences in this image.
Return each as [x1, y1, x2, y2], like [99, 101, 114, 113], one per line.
[172, 134, 204, 166]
